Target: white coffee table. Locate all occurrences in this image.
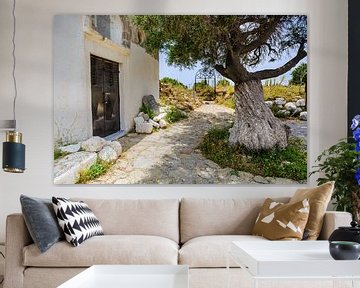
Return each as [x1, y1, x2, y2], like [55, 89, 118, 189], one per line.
[228, 241, 360, 288]
[58, 265, 189, 288]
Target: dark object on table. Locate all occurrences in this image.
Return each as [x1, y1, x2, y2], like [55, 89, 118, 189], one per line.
[329, 241, 360, 260]
[329, 221, 360, 244]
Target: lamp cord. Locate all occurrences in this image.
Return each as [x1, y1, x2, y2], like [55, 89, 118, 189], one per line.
[11, 0, 17, 129]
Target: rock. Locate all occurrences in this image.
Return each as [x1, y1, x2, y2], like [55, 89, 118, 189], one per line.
[253, 175, 270, 184]
[291, 108, 303, 117]
[153, 113, 167, 122]
[106, 141, 122, 157]
[296, 99, 306, 107]
[159, 119, 168, 128]
[299, 111, 307, 121]
[149, 119, 160, 129]
[275, 97, 286, 105]
[59, 143, 80, 154]
[138, 112, 150, 121]
[265, 101, 274, 108]
[134, 116, 145, 126]
[81, 136, 106, 152]
[98, 146, 118, 163]
[142, 95, 160, 115]
[54, 152, 97, 184]
[136, 122, 153, 134]
[285, 102, 297, 112]
[276, 110, 290, 118]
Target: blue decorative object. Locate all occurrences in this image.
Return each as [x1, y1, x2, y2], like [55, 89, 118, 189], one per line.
[351, 115, 360, 185]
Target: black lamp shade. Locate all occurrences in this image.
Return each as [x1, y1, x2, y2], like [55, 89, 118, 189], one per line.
[3, 141, 25, 173]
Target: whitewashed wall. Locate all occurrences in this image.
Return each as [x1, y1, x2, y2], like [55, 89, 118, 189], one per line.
[0, 0, 348, 242]
[54, 15, 159, 144]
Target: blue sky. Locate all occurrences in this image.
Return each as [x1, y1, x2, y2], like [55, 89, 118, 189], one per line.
[159, 51, 307, 87]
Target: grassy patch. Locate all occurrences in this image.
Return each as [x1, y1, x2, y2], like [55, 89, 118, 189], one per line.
[165, 106, 188, 123]
[139, 104, 156, 119]
[263, 84, 305, 101]
[76, 160, 112, 184]
[54, 148, 69, 160]
[198, 127, 307, 181]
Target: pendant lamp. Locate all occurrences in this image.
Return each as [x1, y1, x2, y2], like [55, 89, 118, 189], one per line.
[1, 0, 25, 173]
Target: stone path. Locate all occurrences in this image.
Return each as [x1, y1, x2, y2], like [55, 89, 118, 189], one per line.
[89, 104, 306, 184]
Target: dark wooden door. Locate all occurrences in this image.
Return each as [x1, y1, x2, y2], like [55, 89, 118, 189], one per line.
[91, 55, 120, 137]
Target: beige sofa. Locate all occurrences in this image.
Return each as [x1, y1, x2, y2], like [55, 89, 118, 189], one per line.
[4, 198, 352, 288]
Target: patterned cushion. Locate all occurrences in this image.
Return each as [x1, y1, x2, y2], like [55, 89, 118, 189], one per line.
[252, 198, 310, 240]
[52, 197, 104, 246]
[290, 181, 334, 240]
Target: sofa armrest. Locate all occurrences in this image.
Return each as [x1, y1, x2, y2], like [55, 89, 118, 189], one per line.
[4, 214, 33, 288]
[318, 211, 352, 240]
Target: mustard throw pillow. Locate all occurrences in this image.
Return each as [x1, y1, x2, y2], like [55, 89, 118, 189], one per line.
[289, 181, 334, 240]
[252, 198, 310, 240]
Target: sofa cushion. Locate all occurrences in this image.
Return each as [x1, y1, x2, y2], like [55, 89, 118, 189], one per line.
[52, 197, 104, 247]
[72, 199, 179, 243]
[179, 235, 267, 268]
[20, 195, 64, 253]
[23, 235, 179, 267]
[180, 198, 289, 243]
[290, 181, 334, 240]
[252, 198, 310, 240]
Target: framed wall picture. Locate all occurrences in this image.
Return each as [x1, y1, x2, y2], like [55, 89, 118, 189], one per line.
[53, 15, 307, 185]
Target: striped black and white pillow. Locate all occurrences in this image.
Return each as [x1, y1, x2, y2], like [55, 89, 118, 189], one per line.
[52, 197, 104, 247]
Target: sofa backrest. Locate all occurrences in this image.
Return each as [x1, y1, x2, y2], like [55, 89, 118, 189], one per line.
[180, 198, 289, 243]
[73, 198, 180, 243]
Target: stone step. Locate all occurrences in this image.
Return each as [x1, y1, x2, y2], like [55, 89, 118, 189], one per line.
[54, 152, 97, 184]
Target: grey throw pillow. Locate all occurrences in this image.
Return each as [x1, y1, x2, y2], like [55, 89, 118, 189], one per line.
[20, 195, 64, 253]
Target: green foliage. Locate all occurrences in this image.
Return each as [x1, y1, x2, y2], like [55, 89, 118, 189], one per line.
[310, 140, 360, 213]
[165, 106, 188, 123]
[193, 80, 212, 91]
[139, 104, 156, 119]
[263, 84, 305, 101]
[217, 79, 231, 86]
[199, 127, 307, 181]
[77, 160, 112, 184]
[132, 15, 307, 82]
[161, 77, 186, 88]
[289, 63, 307, 85]
[215, 97, 235, 109]
[54, 148, 69, 160]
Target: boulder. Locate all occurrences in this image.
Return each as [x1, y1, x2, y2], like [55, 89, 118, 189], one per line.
[138, 112, 150, 121]
[276, 110, 290, 118]
[265, 101, 274, 108]
[142, 95, 160, 115]
[159, 119, 168, 129]
[54, 152, 97, 184]
[300, 111, 308, 121]
[98, 146, 118, 163]
[153, 113, 167, 122]
[285, 102, 297, 112]
[134, 116, 145, 126]
[81, 136, 106, 152]
[296, 99, 306, 107]
[59, 143, 80, 154]
[275, 98, 286, 105]
[149, 119, 160, 129]
[291, 108, 303, 117]
[136, 122, 153, 134]
[106, 141, 122, 157]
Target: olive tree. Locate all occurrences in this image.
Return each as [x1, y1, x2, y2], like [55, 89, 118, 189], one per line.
[133, 15, 307, 151]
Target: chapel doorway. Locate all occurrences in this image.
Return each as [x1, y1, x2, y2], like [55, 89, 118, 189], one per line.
[91, 55, 120, 137]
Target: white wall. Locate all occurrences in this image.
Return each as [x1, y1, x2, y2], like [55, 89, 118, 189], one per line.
[0, 0, 348, 242]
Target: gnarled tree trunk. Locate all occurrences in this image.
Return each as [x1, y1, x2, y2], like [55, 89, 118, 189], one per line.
[229, 79, 289, 151]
